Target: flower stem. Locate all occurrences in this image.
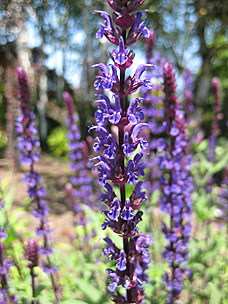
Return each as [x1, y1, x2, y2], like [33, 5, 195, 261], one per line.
[30, 267, 36, 304]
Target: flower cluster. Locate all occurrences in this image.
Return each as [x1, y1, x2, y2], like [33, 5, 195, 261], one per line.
[64, 92, 100, 228]
[159, 62, 193, 303]
[16, 67, 60, 300]
[0, 197, 18, 303]
[25, 239, 39, 269]
[91, 1, 153, 302]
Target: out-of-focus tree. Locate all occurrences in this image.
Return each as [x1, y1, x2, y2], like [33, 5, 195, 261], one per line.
[0, 0, 110, 141]
[144, 0, 228, 131]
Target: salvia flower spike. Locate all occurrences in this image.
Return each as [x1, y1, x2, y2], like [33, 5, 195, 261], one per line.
[16, 66, 61, 302]
[160, 61, 193, 303]
[91, 1, 153, 303]
[0, 195, 18, 303]
[141, 29, 166, 199]
[64, 92, 100, 229]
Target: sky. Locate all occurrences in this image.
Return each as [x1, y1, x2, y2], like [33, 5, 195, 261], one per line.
[25, 12, 201, 92]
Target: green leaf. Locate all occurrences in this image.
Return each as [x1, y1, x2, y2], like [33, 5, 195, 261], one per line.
[74, 278, 102, 303]
[35, 284, 46, 297]
[195, 139, 208, 152]
[1, 175, 12, 192]
[4, 187, 16, 209]
[208, 283, 221, 304]
[212, 153, 228, 173]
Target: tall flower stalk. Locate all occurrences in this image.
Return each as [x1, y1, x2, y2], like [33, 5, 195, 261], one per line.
[0, 196, 18, 303]
[160, 62, 193, 303]
[15, 66, 61, 303]
[91, 1, 153, 302]
[64, 92, 99, 227]
[141, 29, 166, 199]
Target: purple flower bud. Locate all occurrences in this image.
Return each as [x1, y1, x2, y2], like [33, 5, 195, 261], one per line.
[25, 239, 39, 268]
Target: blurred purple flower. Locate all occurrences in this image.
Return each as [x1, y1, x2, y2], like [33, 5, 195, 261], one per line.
[159, 62, 193, 303]
[16, 67, 60, 300]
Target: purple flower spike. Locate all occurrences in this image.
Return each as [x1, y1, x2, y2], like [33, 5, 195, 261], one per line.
[158, 61, 193, 303]
[140, 35, 167, 200]
[92, 2, 152, 302]
[64, 92, 100, 229]
[0, 194, 18, 301]
[16, 67, 60, 301]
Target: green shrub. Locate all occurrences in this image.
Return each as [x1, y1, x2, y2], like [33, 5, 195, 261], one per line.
[47, 126, 68, 157]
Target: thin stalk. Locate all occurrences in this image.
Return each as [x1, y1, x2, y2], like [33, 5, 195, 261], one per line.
[0, 241, 11, 304]
[47, 256, 60, 304]
[118, 29, 133, 302]
[30, 162, 61, 303]
[169, 131, 177, 303]
[30, 267, 36, 304]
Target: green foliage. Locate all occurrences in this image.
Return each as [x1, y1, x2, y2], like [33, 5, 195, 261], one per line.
[47, 126, 69, 157]
[0, 129, 7, 155]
